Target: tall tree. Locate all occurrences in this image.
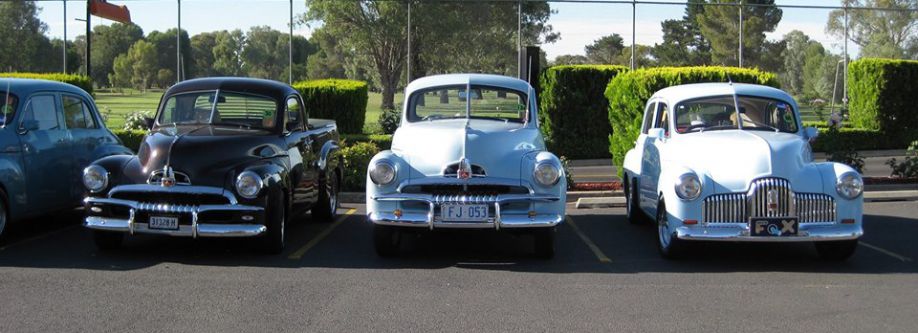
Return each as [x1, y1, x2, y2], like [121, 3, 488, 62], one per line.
[551, 54, 589, 66]
[652, 0, 711, 66]
[191, 32, 218, 78]
[827, 0, 918, 59]
[781, 30, 817, 96]
[696, 0, 782, 67]
[146, 28, 194, 82]
[617, 45, 656, 68]
[90, 23, 144, 85]
[212, 29, 246, 76]
[241, 26, 312, 82]
[585, 34, 625, 64]
[306, 27, 347, 79]
[110, 40, 157, 91]
[0, 1, 50, 72]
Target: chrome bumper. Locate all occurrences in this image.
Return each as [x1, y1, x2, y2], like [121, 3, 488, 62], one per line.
[83, 196, 266, 238]
[368, 193, 564, 230]
[675, 223, 863, 242]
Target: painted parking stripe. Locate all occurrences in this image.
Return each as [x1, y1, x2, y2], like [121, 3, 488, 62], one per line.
[860, 241, 913, 262]
[565, 216, 612, 263]
[287, 208, 357, 260]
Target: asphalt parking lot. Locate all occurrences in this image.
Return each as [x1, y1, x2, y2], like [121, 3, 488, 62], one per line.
[0, 201, 916, 332]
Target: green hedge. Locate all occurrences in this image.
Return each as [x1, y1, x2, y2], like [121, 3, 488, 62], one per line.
[112, 129, 147, 152]
[539, 65, 629, 159]
[848, 58, 918, 139]
[341, 133, 392, 151]
[293, 79, 368, 134]
[0, 72, 93, 95]
[337, 142, 379, 191]
[606, 66, 779, 176]
[810, 127, 887, 152]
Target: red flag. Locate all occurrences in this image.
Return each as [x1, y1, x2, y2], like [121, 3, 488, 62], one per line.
[89, 0, 131, 24]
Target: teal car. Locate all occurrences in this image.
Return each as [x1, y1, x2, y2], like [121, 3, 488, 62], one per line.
[0, 78, 131, 238]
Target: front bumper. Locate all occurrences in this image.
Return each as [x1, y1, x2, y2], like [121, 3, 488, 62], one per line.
[83, 185, 266, 238]
[675, 223, 863, 242]
[368, 193, 564, 230]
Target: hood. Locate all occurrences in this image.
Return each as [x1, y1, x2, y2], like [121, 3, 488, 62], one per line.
[391, 119, 544, 179]
[125, 126, 284, 187]
[664, 130, 816, 192]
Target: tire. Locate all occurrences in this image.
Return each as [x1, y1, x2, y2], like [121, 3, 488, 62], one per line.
[0, 190, 7, 239]
[373, 224, 400, 257]
[92, 230, 123, 251]
[533, 227, 556, 259]
[656, 199, 686, 259]
[312, 168, 339, 222]
[257, 190, 286, 254]
[814, 240, 858, 261]
[626, 180, 646, 225]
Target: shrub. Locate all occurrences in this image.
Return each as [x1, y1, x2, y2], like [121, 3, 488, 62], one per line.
[0, 72, 93, 96]
[122, 110, 152, 131]
[539, 65, 629, 159]
[848, 58, 918, 139]
[887, 140, 918, 178]
[377, 108, 400, 134]
[809, 127, 887, 152]
[293, 79, 368, 134]
[560, 156, 574, 190]
[605, 66, 779, 176]
[111, 129, 147, 152]
[337, 141, 379, 191]
[341, 133, 392, 151]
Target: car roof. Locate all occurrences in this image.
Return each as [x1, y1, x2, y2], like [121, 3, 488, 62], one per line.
[652, 82, 795, 105]
[165, 77, 297, 101]
[0, 78, 92, 99]
[405, 74, 532, 95]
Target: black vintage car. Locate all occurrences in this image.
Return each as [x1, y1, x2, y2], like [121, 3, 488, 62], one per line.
[82, 77, 342, 253]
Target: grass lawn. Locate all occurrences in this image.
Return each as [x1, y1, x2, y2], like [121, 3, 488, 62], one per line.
[94, 89, 403, 134]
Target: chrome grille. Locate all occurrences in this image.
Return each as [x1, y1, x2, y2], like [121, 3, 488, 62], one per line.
[703, 193, 746, 223]
[135, 202, 197, 213]
[432, 194, 499, 204]
[748, 177, 794, 218]
[794, 193, 836, 223]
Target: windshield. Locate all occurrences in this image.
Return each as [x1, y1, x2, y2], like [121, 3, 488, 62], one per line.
[407, 85, 528, 123]
[674, 95, 798, 134]
[0, 92, 18, 127]
[157, 90, 278, 130]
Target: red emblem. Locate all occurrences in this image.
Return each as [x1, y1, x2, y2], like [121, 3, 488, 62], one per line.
[457, 158, 471, 180]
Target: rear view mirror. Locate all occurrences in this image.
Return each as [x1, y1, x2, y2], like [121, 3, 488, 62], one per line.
[144, 117, 155, 130]
[19, 119, 39, 133]
[804, 126, 819, 142]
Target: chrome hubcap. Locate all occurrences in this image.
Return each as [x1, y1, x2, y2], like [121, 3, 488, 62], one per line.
[658, 207, 671, 249]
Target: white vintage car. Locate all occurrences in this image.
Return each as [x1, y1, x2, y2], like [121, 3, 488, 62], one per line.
[623, 83, 864, 260]
[366, 74, 566, 258]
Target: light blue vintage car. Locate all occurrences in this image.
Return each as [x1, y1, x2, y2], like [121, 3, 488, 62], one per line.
[366, 74, 566, 258]
[623, 83, 863, 260]
[0, 78, 130, 237]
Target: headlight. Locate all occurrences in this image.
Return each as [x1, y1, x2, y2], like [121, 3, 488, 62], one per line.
[369, 161, 396, 185]
[533, 162, 560, 186]
[82, 165, 109, 193]
[674, 173, 702, 200]
[836, 171, 863, 199]
[235, 171, 264, 199]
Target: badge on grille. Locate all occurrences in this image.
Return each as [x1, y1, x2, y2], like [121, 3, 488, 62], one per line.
[766, 189, 779, 212]
[457, 158, 471, 180]
[161, 165, 176, 187]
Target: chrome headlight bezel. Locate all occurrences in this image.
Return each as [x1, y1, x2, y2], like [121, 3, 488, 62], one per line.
[674, 172, 702, 201]
[533, 161, 561, 186]
[235, 171, 264, 199]
[369, 160, 396, 186]
[82, 165, 109, 193]
[835, 171, 864, 200]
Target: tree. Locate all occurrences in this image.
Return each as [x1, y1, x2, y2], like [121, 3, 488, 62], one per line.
[241, 26, 312, 82]
[617, 45, 656, 68]
[652, 0, 711, 66]
[191, 32, 218, 77]
[585, 34, 625, 64]
[146, 28, 194, 82]
[0, 1, 50, 72]
[696, 0, 782, 67]
[827, 0, 918, 59]
[110, 40, 157, 91]
[781, 30, 818, 96]
[551, 54, 589, 66]
[90, 23, 144, 85]
[212, 29, 246, 76]
[306, 27, 347, 79]
[802, 43, 843, 103]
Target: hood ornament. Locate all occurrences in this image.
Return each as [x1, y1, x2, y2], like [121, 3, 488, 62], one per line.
[457, 158, 472, 180]
[161, 165, 176, 187]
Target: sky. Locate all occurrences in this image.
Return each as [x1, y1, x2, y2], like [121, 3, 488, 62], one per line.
[36, 0, 860, 60]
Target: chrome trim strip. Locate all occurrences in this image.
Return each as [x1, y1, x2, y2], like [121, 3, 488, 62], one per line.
[675, 224, 862, 242]
[84, 216, 266, 238]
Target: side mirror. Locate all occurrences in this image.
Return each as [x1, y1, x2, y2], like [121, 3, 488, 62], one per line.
[19, 119, 39, 133]
[647, 128, 665, 140]
[804, 127, 819, 142]
[143, 117, 155, 130]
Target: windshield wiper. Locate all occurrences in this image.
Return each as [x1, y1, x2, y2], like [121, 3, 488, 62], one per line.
[699, 125, 737, 132]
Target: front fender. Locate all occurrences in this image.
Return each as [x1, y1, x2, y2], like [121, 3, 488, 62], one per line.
[231, 160, 288, 205]
[317, 140, 340, 173]
[816, 162, 864, 224]
[0, 155, 26, 220]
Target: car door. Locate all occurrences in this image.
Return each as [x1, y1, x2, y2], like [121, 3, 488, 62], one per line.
[283, 95, 318, 208]
[61, 93, 103, 200]
[18, 93, 74, 212]
[639, 100, 669, 214]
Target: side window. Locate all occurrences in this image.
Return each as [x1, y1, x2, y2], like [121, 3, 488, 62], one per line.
[22, 95, 60, 130]
[654, 103, 670, 135]
[284, 97, 304, 132]
[62, 94, 93, 129]
[83, 101, 99, 128]
[641, 102, 656, 134]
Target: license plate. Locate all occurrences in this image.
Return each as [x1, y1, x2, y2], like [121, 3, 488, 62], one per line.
[440, 204, 489, 222]
[148, 216, 179, 230]
[750, 217, 798, 236]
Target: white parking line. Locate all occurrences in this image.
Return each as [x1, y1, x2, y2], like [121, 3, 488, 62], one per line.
[860, 241, 913, 262]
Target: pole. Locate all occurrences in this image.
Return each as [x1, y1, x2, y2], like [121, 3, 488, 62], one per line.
[407, 0, 411, 82]
[85, 0, 91, 78]
[63, 0, 67, 73]
[177, 0, 181, 83]
[630, 1, 636, 69]
[289, 0, 293, 84]
[517, 0, 522, 78]
[843, 5, 849, 109]
[738, 2, 743, 68]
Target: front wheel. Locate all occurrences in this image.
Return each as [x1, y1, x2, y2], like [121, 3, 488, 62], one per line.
[626, 180, 646, 225]
[373, 224, 400, 257]
[533, 227, 555, 259]
[312, 169, 339, 222]
[814, 240, 858, 261]
[656, 199, 686, 259]
[256, 191, 286, 254]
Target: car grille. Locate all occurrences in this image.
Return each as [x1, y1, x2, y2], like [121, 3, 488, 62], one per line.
[110, 191, 230, 206]
[701, 178, 836, 224]
[401, 184, 529, 196]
